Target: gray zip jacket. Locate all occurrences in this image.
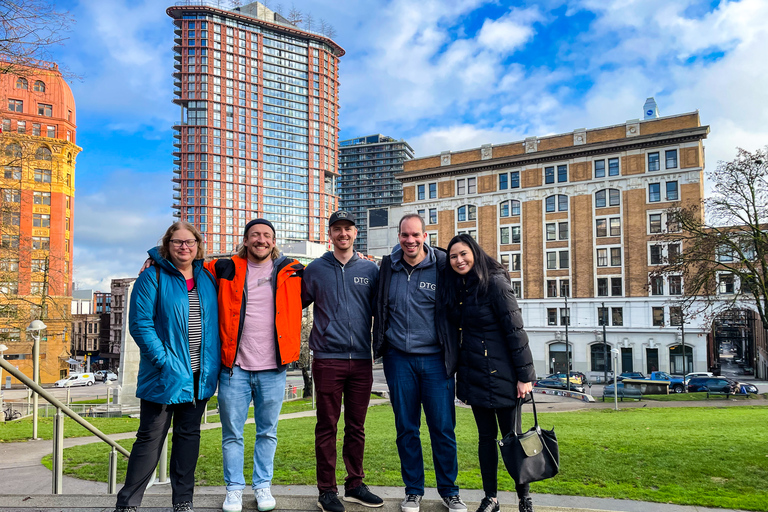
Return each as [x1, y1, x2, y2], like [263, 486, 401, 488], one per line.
[301, 251, 379, 359]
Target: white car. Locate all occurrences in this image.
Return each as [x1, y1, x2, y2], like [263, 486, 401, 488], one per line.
[684, 371, 714, 384]
[95, 370, 118, 382]
[54, 373, 95, 387]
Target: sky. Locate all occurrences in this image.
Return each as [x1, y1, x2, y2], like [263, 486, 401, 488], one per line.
[44, 0, 768, 291]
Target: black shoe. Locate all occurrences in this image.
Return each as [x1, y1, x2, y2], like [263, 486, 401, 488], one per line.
[518, 496, 534, 512]
[114, 507, 137, 512]
[318, 491, 345, 512]
[476, 497, 499, 512]
[344, 483, 384, 508]
[174, 502, 193, 512]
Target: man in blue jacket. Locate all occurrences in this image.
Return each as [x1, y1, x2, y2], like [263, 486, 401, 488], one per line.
[302, 211, 383, 512]
[373, 214, 464, 512]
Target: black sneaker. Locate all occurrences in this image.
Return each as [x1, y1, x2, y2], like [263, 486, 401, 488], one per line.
[114, 507, 137, 512]
[344, 483, 384, 508]
[475, 497, 499, 512]
[318, 491, 345, 512]
[173, 502, 193, 512]
[518, 496, 534, 512]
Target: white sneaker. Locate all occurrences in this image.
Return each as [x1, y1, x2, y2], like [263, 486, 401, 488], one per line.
[222, 489, 243, 512]
[255, 487, 277, 512]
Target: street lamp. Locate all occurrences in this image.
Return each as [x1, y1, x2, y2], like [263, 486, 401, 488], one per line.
[27, 319, 46, 439]
[611, 348, 620, 410]
[0, 343, 8, 423]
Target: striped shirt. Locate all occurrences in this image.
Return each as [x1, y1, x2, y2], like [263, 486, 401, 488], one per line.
[187, 282, 202, 373]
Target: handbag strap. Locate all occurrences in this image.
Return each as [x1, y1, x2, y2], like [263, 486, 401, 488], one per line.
[513, 393, 540, 437]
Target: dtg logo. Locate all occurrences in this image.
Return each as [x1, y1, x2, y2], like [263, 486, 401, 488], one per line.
[354, 277, 370, 285]
[420, 282, 436, 291]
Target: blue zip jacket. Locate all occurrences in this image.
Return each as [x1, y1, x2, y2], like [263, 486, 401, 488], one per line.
[129, 247, 221, 404]
[301, 252, 379, 359]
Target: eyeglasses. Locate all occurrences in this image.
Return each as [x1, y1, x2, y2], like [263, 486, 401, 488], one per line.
[170, 239, 198, 248]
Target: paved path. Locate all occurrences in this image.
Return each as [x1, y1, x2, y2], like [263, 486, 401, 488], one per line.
[1, 398, 764, 512]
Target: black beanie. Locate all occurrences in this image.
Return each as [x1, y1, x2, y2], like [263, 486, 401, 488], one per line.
[243, 218, 275, 237]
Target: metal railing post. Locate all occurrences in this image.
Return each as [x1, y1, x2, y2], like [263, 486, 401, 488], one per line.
[52, 408, 64, 494]
[108, 447, 118, 494]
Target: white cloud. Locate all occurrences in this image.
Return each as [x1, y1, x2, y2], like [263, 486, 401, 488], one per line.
[477, 8, 539, 52]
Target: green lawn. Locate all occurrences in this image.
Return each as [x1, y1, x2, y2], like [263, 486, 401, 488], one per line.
[642, 392, 758, 401]
[0, 415, 140, 442]
[42, 405, 768, 511]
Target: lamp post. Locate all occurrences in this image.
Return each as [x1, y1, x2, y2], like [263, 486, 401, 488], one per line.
[611, 348, 620, 410]
[680, 317, 688, 392]
[564, 293, 571, 391]
[0, 343, 8, 423]
[27, 319, 47, 439]
[602, 301, 608, 384]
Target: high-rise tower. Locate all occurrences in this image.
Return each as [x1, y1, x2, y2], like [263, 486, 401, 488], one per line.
[338, 134, 413, 252]
[167, 1, 344, 254]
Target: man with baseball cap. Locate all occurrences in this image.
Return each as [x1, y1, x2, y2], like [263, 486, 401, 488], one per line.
[302, 211, 382, 512]
[205, 219, 305, 512]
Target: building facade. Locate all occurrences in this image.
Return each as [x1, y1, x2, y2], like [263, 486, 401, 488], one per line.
[71, 313, 100, 370]
[0, 62, 80, 383]
[167, 1, 343, 253]
[109, 278, 135, 360]
[338, 134, 413, 252]
[394, 111, 711, 381]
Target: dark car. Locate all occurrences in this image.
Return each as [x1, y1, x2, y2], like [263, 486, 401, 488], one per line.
[603, 382, 643, 401]
[619, 372, 645, 380]
[535, 378, 585, 394]
[687, 377, 739, 393]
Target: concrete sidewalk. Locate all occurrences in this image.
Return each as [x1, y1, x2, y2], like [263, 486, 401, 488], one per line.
[0, 400, 761, 512]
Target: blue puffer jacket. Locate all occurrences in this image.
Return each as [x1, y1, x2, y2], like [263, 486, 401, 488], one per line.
[129, 247, 221, 404]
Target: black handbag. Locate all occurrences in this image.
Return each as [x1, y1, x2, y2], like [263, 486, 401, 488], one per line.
[498, 394, 560, 485]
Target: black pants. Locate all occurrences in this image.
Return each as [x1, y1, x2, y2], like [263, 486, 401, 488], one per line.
[471, 405, 530, 499]
[116, 397, 208, 507]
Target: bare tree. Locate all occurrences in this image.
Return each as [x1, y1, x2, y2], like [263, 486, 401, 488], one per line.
[318, 18, 337, 39]
[298, 305, 313, 397]
[273, 2, 284, 16]
[303, 12, 314, 33]
[286, 4, 303, 25]
[652, 147, 768, 325]
[0, 0, 74, 75]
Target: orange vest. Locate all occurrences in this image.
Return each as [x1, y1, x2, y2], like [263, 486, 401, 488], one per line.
[204, 254, 304, 369]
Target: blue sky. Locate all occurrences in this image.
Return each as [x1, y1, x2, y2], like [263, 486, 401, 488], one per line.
[47, 0, 768, 291]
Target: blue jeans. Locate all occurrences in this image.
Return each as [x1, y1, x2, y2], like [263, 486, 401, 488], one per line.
[219, 366, 287, 491]
[383, 349, 459, 497]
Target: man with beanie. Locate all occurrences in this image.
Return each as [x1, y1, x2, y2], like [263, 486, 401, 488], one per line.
[302, 211, 383, 512]
[204, 219, 304, 512]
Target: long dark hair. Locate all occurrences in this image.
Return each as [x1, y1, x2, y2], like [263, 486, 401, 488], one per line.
[442, 234, 508, 309]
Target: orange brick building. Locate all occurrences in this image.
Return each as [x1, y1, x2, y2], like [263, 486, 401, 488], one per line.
[0, 62, 81, 384]
[385, 109, 711, 380]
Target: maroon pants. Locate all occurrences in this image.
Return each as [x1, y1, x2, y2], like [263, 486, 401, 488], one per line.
[313, 358, 373, 493]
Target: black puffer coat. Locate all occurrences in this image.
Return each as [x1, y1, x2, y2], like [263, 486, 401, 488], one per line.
[451, 270, 536, 408]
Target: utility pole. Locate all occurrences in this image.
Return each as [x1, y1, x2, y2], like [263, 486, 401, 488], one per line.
[565, 293, 571, 391]
[602, 301, 608, 384]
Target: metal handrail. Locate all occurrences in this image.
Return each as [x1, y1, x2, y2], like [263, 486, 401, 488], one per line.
[0, 358, 130, 493]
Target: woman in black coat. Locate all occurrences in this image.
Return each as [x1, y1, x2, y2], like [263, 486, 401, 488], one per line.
[443, 234, 537, 512]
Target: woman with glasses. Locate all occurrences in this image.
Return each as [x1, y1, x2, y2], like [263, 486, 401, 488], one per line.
[441, 234, 536, 512]
[114, 221, 221, 512]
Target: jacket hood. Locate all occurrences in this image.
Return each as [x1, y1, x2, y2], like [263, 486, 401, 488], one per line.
[390, 243, 436, 269]
[320, 250, 361, 266]
[148, 246, 203, 275]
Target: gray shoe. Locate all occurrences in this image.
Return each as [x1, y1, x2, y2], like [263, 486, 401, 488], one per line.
[401, 494, 422, 512]
[441, 495, 467, 512]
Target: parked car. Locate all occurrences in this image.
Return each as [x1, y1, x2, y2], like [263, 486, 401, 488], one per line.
[687, 377, 739, 393]
[619, 372, 645, 380]
[535, 378, 585, 394]
[545, 372, 585, 385]
[54, 373, 95, 387]
[94, 370, 117, 382]
[603, 381, 643, 401]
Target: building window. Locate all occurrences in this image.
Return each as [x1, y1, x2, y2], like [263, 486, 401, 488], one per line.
[512, 226, 521, 244]
[16, 77, 28, 89]
[559, 250, 569, 269]
[428, 182, 437, 199]
[649, 183, 661, 202]
[428, 208, 437, 225]
[546, 252, 557, 269]
[611, 277, 623, 296]
[32, 213, 50, 228]
[669, 306, 682, 326]
[612, 307, 624, 326]
[557, 164, 567, 183]
[428, 232, 438, 247]
[31, 259, 45, 272]
[547, 308, 557, 326]
[468, 177, 476, 194]
[33, 191, 51, 205]
[510, 171, 520, 188]
[38, 103, 53, 117]
[457, 179, 465, 195]
[34, 168, 52, 183]
[547, 280, 558, 298]
[417, 209, 426, 220]
[649, 213, 662, 233]
[559, 222, 568, 240]
[1, 234, 19, 249]
[36, 146, 52, 161]
[594, 159, 605, 178]
[669, 276, 682, 295]
[457, 205, 476, 222]
[666, 149, 678, 169]
[650, 276, 664, 295]
[1, 187, 20, 202]
[417, 184, 425, 200]
[34, 80, 46, 92]
[457, 229, 476, 239]
[546, 223, 557, 241]
[499, 173, 508, 190]
[597, 278, 608, 296]
[32, 123, 40, 136]
[598, 307, 609, 326]
[591, 343, 612, 372]
[500, 199, 521, 217]
[611, 247, 621, 266]
[545, 194, 568, 212]
[560, 307, 570, 326]
[649, 244, 663, 265]
[597, 248, 608, 267]
[652, 307, 665, 326]
[32, 237, 50, 250]
[666, 181, 679, 201]
[510, 253, 521, 271]
[608, 158, 619, 176]
[719, 273, 735, 294]
[2, 211, 19, 226]
[8, 99, 23, 112]
[500, 227, 510, 245]
[511, 281, 522, 297]
[648, 152, 660, 171]
[560, 280, 570, 297]
[545, 166, 554, 184]
[16, 121, 25, 133]
[595, 188, 620, 208]
[609, 218, 621, 236]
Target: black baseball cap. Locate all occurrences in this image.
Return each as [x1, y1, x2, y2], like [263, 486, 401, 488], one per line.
[243, 218, 275, 237]
[329, 211, 355, 227]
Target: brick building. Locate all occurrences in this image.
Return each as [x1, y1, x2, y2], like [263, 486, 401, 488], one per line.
[0, 61, 80, 383]
[390, 108, 712, 380]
